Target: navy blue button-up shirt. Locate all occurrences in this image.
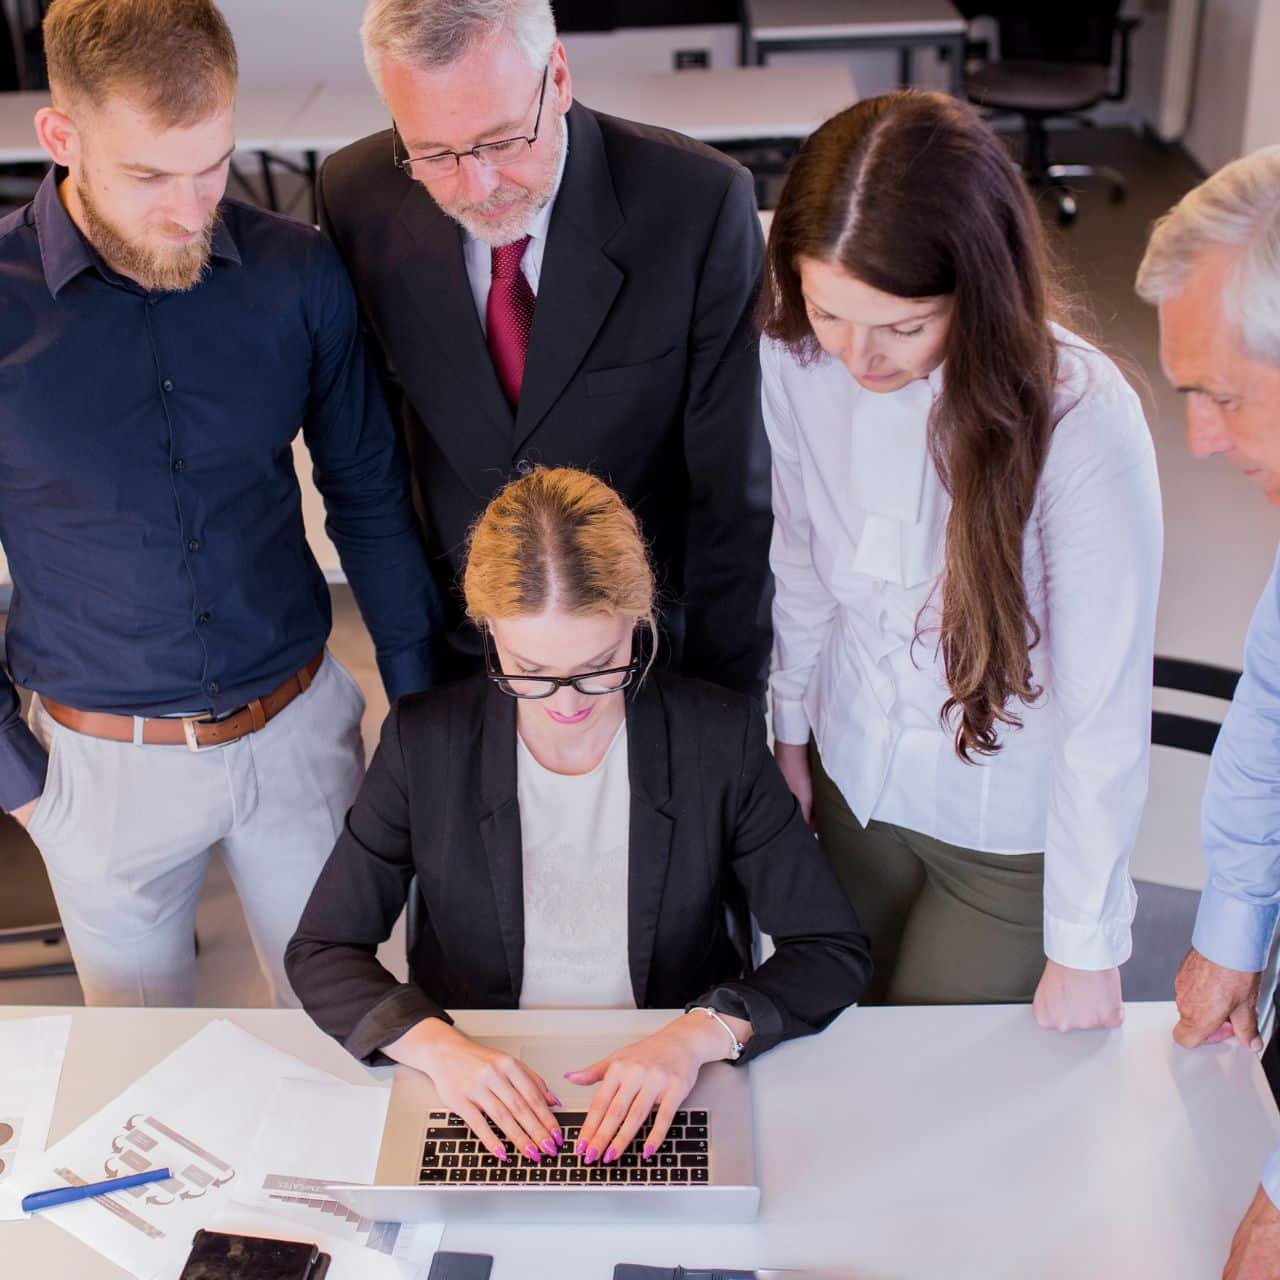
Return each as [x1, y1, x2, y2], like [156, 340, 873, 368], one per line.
[0, 172, 441, 810]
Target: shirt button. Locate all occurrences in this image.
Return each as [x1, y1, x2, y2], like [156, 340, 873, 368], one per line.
[515, 459, 532, 476]
[197, 610, 212, 625]
[206, 681, 220, 695]
[187, 539, 201, 553]
[172, 458, 185, 473]
[161, 378, 174, 392]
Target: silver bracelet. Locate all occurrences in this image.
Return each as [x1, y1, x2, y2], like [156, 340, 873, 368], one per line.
[691, 1006, 744, 1061]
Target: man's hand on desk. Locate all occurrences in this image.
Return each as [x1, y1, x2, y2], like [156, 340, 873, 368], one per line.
[1032, 960, 1124, 1031]
[1224, 1185, 1280, 1280]
[9, 797, 38, 831]
[1172, 948, 1262, 1051]
[566, 1011, 752, 1167]
[384, 1018, 563, 1165]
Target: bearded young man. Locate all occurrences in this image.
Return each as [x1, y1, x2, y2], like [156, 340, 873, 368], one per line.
[0, 0, 441, 1008]
[318, 0, 774, 697]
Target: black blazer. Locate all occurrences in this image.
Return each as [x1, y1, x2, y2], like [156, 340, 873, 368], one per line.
[317, 102, 774, 697]
[286, 674, 871, 1065]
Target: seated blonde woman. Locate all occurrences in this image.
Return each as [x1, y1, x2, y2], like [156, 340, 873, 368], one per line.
[286, 467, 870, 1169]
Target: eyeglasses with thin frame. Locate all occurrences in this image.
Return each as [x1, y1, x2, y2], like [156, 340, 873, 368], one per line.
[482, 627, 642, 700]
[393, 66, 549, 180]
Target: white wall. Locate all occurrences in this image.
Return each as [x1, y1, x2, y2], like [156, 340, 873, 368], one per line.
[1242, 0, 1280, 152]
[1183, 0, 1261, 172]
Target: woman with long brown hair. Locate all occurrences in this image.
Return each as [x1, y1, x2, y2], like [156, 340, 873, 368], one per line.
[287, 466, 869, 1171]
[761, 91, 1162, 1029]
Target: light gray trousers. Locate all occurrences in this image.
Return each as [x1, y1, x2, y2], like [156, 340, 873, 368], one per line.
[25, 652, 365, 1008]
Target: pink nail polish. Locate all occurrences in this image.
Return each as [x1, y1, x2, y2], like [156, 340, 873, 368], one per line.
[575, 1140, 586, 1156]
[585, 1147, 599, 1165]
[643, 1144, 655, 1161]
[497, 1150, 509, 1163]
[604, 1146, 618, 1164]
[541, 1139, 557, 1157]
[549, 1095, 563, 1107]
[552, 1128, 564, 1146]
[525, 1146, 541, 1163]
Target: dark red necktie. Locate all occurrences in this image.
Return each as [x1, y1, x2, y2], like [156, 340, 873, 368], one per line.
[486, 236, 536, 408]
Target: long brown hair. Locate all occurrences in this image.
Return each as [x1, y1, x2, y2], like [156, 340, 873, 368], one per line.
[761, 91, 1068, 761]
[463, 466, 659, 661]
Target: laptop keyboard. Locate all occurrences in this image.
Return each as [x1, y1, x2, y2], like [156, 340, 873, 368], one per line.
[417, 1110, 711, 1187]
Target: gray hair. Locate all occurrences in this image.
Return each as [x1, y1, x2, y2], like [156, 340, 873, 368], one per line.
[361, 0, 556, 95]
[1136, 145, 1280, 366]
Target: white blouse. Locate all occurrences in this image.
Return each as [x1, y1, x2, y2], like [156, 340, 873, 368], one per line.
[762, 328, 1163, 970]
[517, 722, 636, 1010]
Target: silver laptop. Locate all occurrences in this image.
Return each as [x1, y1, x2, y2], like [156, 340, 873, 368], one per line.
[328, 1033, 759, 1223]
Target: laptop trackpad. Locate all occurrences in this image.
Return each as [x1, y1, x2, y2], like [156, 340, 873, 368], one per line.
[505, 1038, 627, 1110]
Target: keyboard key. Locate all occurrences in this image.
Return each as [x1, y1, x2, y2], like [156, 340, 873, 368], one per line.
[447, 1113, 466, 1126]
[686, 1126, 708, 1140]
[510, 1168, 528, 1183]
[691, 1168, 709, 1183]
[670, 1168, 690, 1183]
[461, 1155, 480, 1169]
[620, 1153, 638, 1168]
[627, 1169, 648, 1183]
[589, 1167, 607, 1183]
[421, 1141, 438, 1157]
[673, 1112, 689, 1126]
[608, 1167, 627, 1183]
[441, 1155, 460, 1169]
[421, 1155, 440, 1168]
[429, 1111, 448, 1121]
[666, 1127, 684, 1140]
[679, 1154, 709, 1168]
[480, 1155, 499, 1168]
[555, 1113, 588, 1126]
[529, 1168, 548, 1182]
[448, 1169, 468, 1183]
[569, 1168, 588, 1183]
[561, 1154, 579, 1168]
[418, 1169, 448, 1184]
[650, 1168, 669, 1183]
[659, 1153, 678, 1168]
[426, 1127, 469, 1140]
[550, 1168, 568, 1183]
[438, 1141, 458, 1154]
[458, 1140, 478, 1154]
[674, 1140, 708, 1153]
[488, 1168, 509, 1183]
[690, 1111, 708, 1126]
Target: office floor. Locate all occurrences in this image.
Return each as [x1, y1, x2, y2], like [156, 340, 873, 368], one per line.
[2, 125, 1276, 1009]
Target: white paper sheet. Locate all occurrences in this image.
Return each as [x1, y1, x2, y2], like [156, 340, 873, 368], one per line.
[231, 1077, 443, 1276]
[9, 1019, 341, 1279]
[0, 1015, 72, 1220]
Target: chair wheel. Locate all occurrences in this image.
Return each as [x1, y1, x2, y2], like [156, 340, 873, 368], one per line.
[1057, 192, 1078, 225]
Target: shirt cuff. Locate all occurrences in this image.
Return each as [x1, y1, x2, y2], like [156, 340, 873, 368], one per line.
[345, 983, 449, 1064]
[771, 694, 811, 746]
[377, 645, 435, 705]
[1263, 1145, 1280, 1209]
[1043, 911, 1133, 970]
[0, 721, 49, 814]
[1192, 885, 1278, 974]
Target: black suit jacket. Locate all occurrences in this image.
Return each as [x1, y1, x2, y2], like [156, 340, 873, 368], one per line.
[317, 102, 773, 697]
[286, 673, 871, 1065]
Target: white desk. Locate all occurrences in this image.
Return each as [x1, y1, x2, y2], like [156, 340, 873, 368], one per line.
[1, 1003, 1276, 1279]
[744, 0, 968, 95]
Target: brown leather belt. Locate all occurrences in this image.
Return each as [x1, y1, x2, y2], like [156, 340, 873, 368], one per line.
[40, 652, 325, 751]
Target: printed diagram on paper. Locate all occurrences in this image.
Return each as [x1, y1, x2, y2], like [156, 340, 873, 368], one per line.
[52, 1111, 240, 1241]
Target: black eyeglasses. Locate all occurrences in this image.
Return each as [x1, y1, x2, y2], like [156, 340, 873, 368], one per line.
[483, 629, 642, 700]
[393, 67, 549, 179]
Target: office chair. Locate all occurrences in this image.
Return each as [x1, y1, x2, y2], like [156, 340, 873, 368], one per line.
[958, 3, 1137, 225]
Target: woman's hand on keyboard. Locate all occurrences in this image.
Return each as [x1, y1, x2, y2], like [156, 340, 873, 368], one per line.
[385, 1018, 564, 1163]
[565, 1011, 742, 1167]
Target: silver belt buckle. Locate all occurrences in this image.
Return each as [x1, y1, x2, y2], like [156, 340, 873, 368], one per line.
[181, 714, 220, 753]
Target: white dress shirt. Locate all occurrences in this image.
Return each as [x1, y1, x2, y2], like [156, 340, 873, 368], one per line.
[762, 327, 1163, 970]
[462, 123, 569, 335]
[517, 722, 636, 1010]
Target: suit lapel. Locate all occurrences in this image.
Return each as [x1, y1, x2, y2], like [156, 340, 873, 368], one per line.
[477, 684, 524, 1001]
[515, 105, 625, 454]
[625, 680, 676, 1007]
[395, 181, 515, 473]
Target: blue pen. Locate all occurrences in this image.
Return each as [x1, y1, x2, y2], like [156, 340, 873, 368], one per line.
[22, 1167, 173, 1214]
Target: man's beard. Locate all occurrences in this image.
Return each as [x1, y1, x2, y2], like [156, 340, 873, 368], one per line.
[436, 111, 567, 248]
[77, 178, 217, 293]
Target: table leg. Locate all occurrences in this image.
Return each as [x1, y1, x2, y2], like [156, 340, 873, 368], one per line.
[899, 46, 912, 89]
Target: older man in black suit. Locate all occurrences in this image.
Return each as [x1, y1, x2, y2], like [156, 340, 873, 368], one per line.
[319, 0, 772, 696]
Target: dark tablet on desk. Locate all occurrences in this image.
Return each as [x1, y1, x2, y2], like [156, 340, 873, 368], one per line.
[177, 1229, 330, 1280]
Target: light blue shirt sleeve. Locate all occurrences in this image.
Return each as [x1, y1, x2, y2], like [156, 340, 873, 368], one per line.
[1193, 543, 1280, 974]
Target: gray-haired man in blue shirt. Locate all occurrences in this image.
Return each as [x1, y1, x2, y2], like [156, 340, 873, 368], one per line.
[1137, 145, 1280, 1280]
[0, 0, 440, 1008]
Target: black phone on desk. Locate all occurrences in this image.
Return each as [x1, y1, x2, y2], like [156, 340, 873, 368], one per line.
[176, 1229, 330, 1279]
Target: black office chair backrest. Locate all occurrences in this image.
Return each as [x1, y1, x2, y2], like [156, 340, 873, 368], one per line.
[1151, 656, 1242, 756]
[956, 2, 1122, 66]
